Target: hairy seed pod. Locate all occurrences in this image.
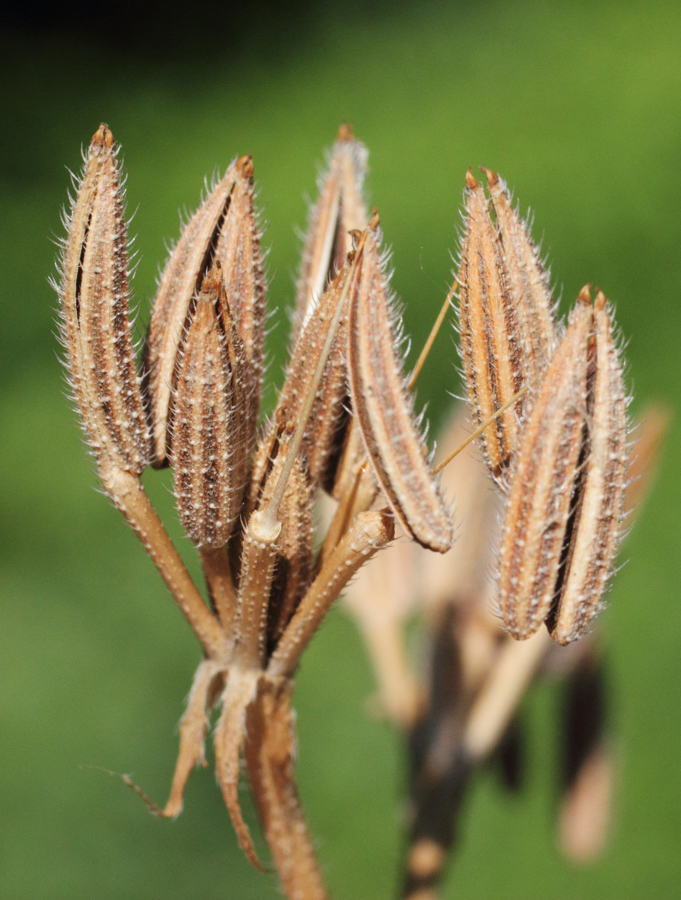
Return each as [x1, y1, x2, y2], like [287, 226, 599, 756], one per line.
[457, 170, 557, 486]
[458, 171, 524, 483]
[498, 288, 628, 644]
[211, 156, 266, 441]
[348, 222, 453, 553]
[252, 252, 360, 498]
[484, 169, 556, 386]
[171, 265, 249, 548]
[497, 293, 593, 639]
[549, 291, 628, 644]
[145, 156, 264, 466]
[292, 123, 369, 339]
[59, 123, 149, 474]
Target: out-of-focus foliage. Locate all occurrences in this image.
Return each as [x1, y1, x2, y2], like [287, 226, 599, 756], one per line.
[0, 1, 679, 897]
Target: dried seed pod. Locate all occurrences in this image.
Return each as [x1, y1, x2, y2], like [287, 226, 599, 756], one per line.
[549, 291, 628, 644]
[497, 293, 593, 639]
[171, 265, 249, 548]
[59, 123, 149, 474]
[145, 156, 264, 466]
[348, 222, 453, 553]
[293, 123, 368, 338]
[458, 171, 524, 482]
[257, 251, 360, 495]
[212, 156, 266, 439]
[498, 288, 628, 644]
[484, 169, 556, 384]
[457, 170, 557, 485]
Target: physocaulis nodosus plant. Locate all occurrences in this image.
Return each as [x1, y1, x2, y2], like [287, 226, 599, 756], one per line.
[57, 122, 632, 900]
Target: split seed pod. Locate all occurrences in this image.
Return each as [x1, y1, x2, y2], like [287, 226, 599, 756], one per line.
[457, 170, 556, 485]
[145, 156, 264, 466]
[293, 123, 368, 337]
[59, 123, 149, 475]
[497, 288, 628, 644]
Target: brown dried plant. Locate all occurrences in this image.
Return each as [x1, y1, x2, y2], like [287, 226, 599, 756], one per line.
[56, 125, 655, 900]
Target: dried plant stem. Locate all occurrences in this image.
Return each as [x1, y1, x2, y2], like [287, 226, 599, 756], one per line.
[246, 679, 329, 900]
[99, 465, 227, 660]
[199, 546, 237, 640]
[408, 286, 454, 391]
[269, 509, 394, 678]
[463, 629, 551, 761]
[234, 525, 279, 668]
[433, 385, 529, 476]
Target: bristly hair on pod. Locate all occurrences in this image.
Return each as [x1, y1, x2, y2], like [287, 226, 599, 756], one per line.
[57, 123, 150, 476]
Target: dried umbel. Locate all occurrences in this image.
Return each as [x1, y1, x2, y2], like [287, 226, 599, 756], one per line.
[57, 124, 642, 900]
[58, 123, 454, 900]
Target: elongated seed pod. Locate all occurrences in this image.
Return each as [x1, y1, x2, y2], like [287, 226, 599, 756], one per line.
[59, 123, 149, 474]
[497, 294, 593, 639]
[348, 224, 453, 553]
[484, 169, 557, 386]
[293, 124, 369, 338]
[171, 265, 249, 548]
[251, 253, 360, 500]
[458, 171, 524, 483]
[212, 156, 266, 439]
[145, 156, 264, 466]
[549, 291, 628, 644]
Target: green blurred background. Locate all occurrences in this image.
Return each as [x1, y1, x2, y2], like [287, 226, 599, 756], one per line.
[1, 0, 680, 897]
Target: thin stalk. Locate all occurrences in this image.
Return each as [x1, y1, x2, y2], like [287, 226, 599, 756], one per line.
[100, 465, 227, 660]
[433, 385, 528, 475]
[408, 284, 455, 390]
[200, 546, 237, 643]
